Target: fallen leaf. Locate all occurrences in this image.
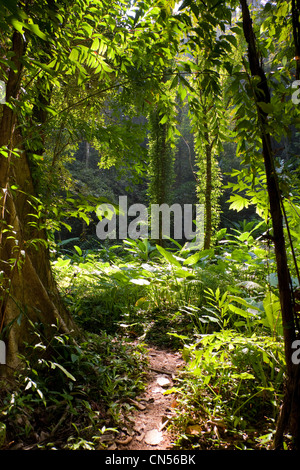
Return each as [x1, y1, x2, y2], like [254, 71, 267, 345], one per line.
[186, 425, 202, 435]
[129, 398, 146, 410]
[108, 443, 117, 450]
[115, 436, 133, 445]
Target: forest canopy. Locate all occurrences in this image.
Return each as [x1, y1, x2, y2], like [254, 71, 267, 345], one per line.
[0, 0, 300, 453]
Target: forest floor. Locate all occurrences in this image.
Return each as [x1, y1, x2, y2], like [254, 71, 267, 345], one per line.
[106, 345, 185, 451]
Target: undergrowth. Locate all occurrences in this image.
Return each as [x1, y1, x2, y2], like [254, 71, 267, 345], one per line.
[1, 220, 297, 450]
[0, 327, 148, 450]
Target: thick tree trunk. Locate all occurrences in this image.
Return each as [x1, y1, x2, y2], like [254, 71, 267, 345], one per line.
[0, 32, 76, 374]
[239, 0, 300, 449]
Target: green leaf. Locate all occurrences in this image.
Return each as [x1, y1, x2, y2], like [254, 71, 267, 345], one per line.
[78, 212, 90, 225]
[232, 372, 255, 380]
[51, 362, 76, 381]
[225, 34, 237, 48]
[26, 22, 47, 40]
[159, 114, 168, 125]
[228, 304, 250, 318]
[91, 38, 100, 50]
[54, 258, 71, 268]
[228, 194, 250, 212]
[183, 252, 202, 265]
[257, 101, 274, 114]
[263, 292, 281, 331]
[10, 17, 24, 34]
[74, 245, 82, 256]
[69, 48, 79, 61]
[156, 245, 181, 267]
[235, 119, 253, 131]
[170, 74, 178, 90]
[150, 6, 161, 16]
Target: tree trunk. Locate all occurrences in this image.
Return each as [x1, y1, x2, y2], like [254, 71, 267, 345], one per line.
[292, 0, 300, 81]
[239, 0, 300, 449]
[147, 108, 174, 247]
[203, 128, 212, 250]
[0, 32, 76, 375]
[85, 141, 90, 169]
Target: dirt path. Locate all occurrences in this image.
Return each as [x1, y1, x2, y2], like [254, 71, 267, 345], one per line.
[107, 346, 184, 451]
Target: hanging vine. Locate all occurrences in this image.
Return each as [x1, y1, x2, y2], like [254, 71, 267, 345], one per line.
[146, 74, 177, 246]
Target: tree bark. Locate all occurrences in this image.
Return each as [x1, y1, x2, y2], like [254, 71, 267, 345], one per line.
[203, 127, 212, 250]
[239, 0, 300, 449]
[292, 0, 300, 80]
[148, 108, 174, 247]
[85, 141, 90, 169]
[0, 32, 76, 374]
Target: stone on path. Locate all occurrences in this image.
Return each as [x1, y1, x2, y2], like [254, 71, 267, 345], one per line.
[156, 376, 171, 388]
[144, 429, 163, 446]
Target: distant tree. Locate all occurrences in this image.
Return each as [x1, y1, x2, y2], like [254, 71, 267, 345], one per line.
[147, 89, 177, 245]
[177, 2, 231, 248]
